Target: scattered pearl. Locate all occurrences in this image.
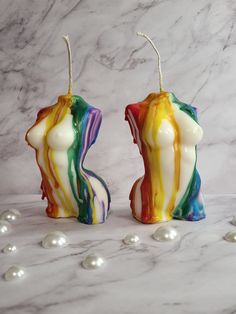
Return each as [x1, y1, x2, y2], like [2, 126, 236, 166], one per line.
[231, 217, 236, 226]
[0, 209, 21, 222]
[153, 226, 178, 242]
[2, 244, 17, 254]
[41, 231, 69, 249]
[82, 254, 105, 270]
[4, 266, 25, 281]
[0, 220, 11, 234]
[123, 234, 140, 245]
[224, 231, 236, 243]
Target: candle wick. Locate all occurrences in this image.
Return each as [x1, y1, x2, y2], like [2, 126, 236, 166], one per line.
[63, 35, 73, 95]
[137, 32, 164, 92]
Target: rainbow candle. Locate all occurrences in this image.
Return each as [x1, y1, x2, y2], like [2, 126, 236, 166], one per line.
[26, 36, 110, 224]
[125, 33, 205, 224]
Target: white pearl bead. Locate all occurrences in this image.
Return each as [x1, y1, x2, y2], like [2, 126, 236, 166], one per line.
[231, 217, 236, 226]
[123, 234, 140, 245]
[0, 220, 11, 234]
[153, 226, 178, 242]
[0, 209, 21, 222]
[82, 254, 105, 270]
[224, 231, 236, 242]
[41, 231, 69, 249]
[4, 266, 25, 281]
[2, 243, 17, 254]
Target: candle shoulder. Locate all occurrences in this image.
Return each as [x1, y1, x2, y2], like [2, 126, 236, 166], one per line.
[125, 92, 200, 122]
[25, 95, 102, 150]
[125, 92, 203, 146]
[71, 95, 102, 148]
[169, 92, 199, 123]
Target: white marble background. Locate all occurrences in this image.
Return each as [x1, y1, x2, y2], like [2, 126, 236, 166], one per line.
[0, 0, 235, 200]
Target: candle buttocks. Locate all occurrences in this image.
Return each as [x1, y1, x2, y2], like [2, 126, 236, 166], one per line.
[26, 94, 110, 224]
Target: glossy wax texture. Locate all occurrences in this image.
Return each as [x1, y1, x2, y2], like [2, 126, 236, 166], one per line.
[125, 91, 205, 223]
[26, 94, 110, 224]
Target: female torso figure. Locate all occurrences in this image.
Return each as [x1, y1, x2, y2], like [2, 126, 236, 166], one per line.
[125, 92, 205, 223]
[26, 95, 110, 224]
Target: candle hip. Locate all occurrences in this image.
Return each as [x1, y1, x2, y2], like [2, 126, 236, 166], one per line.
[25, 36, 110, 224]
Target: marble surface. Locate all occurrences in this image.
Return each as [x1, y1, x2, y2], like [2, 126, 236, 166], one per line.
[0, 194, 236, 314]
[0, 0, 236, 197]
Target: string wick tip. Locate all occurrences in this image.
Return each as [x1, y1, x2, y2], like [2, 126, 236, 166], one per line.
[63, 35, 69, 41]
[63, 35, 73, 95]
[136, 31, 164, 92]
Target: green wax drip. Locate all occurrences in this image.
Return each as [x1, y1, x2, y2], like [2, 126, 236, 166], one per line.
[169, 93, 203, 220]
[67, 95, 91, 222]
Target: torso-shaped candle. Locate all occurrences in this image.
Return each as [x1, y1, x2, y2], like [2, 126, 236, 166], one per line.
[26, 36, 110, 224]
[125, 33, 205, 223]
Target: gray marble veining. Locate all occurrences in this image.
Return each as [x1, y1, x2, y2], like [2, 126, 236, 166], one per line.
[0, 0, 235, 198]
[0, 194, 236, 314]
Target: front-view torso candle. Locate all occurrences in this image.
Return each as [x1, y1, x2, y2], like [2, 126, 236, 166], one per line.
[125, 32, 205, 224]
[26, 36, 110, 224]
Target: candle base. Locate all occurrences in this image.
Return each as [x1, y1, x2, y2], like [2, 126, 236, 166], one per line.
[46, 205, 76, 219]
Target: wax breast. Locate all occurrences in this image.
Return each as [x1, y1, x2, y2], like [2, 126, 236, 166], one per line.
[157, 119, 175, 147]
[26, 118, 47, 149]
[173, 107, 203, 145]
[142, 117, 175, 149]
[47, 114, 74, 150]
